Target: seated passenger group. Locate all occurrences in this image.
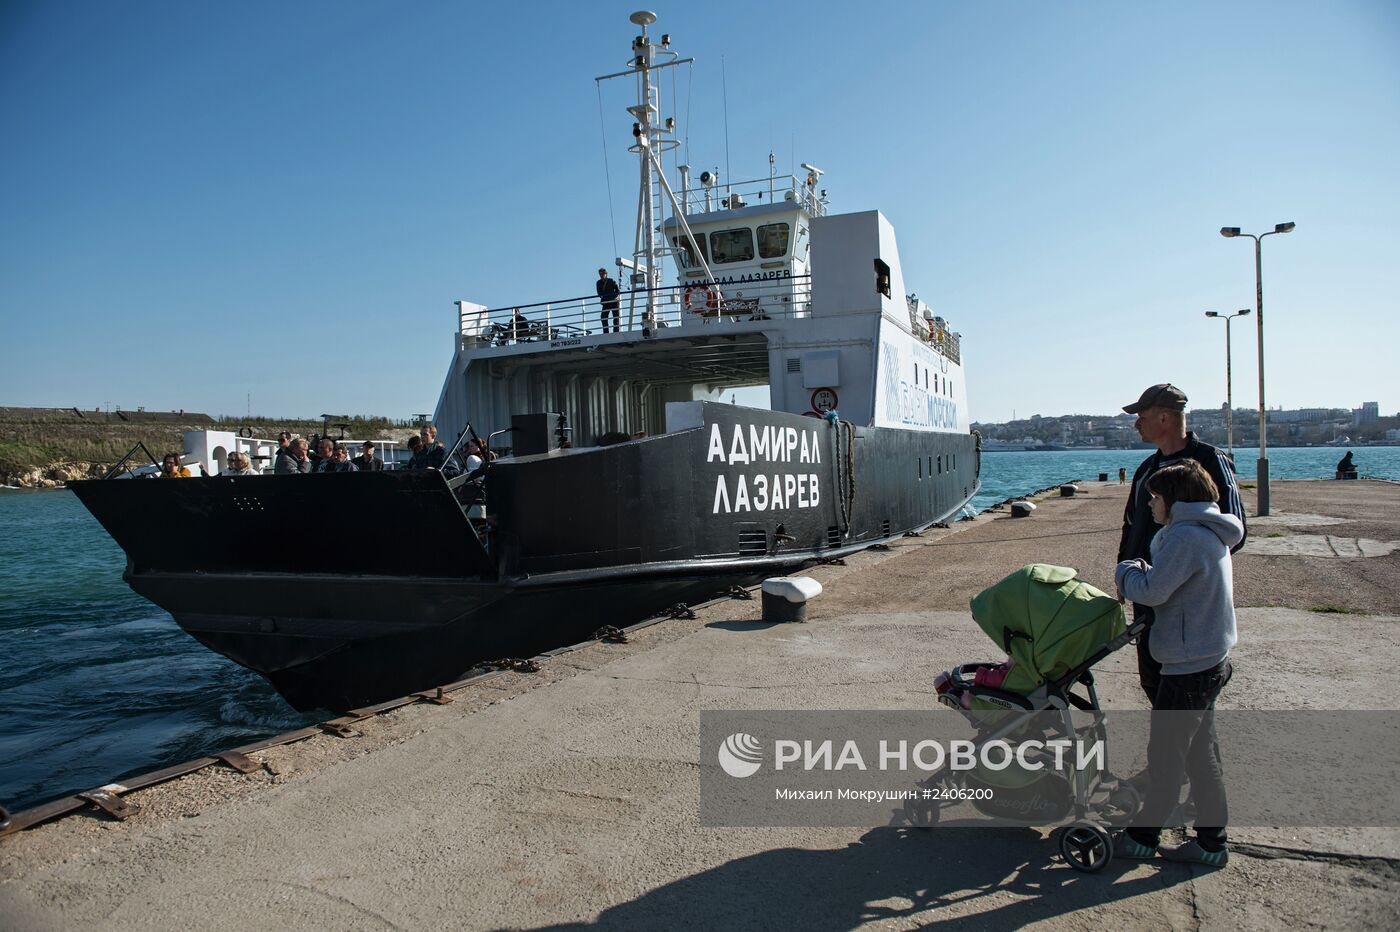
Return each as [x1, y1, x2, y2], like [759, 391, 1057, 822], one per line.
[159, 423, 463, 476]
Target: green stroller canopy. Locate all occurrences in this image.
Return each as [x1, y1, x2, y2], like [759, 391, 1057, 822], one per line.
[969, 564, 1126, 695]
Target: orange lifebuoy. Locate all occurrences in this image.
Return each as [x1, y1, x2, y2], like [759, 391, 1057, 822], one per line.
[684, 284, 718, 315]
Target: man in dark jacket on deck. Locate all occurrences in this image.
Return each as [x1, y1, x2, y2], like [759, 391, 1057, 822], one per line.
[1117, 383, 1247, 702]
[353, 440, 384, 472]
[596, 267, 621, 334]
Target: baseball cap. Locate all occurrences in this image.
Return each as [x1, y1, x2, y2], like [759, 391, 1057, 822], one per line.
[1123, 383, 1187, 414]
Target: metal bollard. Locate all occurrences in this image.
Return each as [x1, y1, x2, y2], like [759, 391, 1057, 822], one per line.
[761, 576, 823, 622]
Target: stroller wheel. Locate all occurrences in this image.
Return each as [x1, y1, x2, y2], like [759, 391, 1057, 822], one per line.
[1059, 821, 1113, 872]
[903, 797, 940, 829]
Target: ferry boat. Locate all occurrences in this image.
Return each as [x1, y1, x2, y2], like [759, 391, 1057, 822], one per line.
[68, 12, 981, 711]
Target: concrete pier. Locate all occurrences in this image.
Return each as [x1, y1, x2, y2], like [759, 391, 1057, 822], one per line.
[2, 480, 1399, 930]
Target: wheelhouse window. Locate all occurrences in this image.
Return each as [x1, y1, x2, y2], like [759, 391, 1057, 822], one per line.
[671, 234, 709, 268]
[710, 228, 755, 264]
[757, 222, 790, 258]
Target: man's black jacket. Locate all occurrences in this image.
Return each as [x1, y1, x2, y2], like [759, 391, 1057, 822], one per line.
[1117, 432, 1248, 563]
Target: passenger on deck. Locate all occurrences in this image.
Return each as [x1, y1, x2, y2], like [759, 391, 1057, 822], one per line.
[273, 433, 297, 472]
[596, 267, 621, 333]
[405, 435, 426, 469]
[510, 308, 531, 342]
[422, 424, 447, 470]
[223, 451, 256, 476]
[464, 439, 485, 475]
[353, 441, 384, 471]
[333, 445, 359, 472]
[276, 438, 312, 475]
[312, 438, 337, 472]
[159, 452, 191, 478]
[313, 441, 357, 473]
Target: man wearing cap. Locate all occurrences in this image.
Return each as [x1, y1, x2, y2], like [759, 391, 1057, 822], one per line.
[1118, 383, 1247, 701]
[353, 440, 384, 472]
[596, 266, 621, 334]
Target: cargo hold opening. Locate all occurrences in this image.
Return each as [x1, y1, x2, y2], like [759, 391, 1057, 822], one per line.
[458, 333, 773, 447]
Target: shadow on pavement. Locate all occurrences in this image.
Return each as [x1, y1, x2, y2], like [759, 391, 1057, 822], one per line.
[705, 620, 784, 632]
[527, 825, 1188, 931]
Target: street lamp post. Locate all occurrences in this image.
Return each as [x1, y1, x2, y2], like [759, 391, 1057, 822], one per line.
[1204, 308, 1251, 457]
[1219, 221, 1295, 517]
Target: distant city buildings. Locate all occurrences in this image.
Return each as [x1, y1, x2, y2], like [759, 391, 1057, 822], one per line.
[973, 401, 1398, 448]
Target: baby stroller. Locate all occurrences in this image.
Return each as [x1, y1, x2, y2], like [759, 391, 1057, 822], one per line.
[904, 564, 1147, 872]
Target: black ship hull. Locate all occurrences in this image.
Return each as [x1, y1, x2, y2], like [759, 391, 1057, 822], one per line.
[69, 405, 979, 711]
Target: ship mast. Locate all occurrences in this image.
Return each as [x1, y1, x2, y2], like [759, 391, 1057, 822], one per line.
[597, 11, 714, 329]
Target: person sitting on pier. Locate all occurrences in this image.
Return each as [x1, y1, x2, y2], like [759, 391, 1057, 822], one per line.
[353, 440, 384, 471]
[159, 452, 191, 478]
[275, 438, 311, 475]
[223, 451, 256, 476]
[1336, 450, 1357, 479]
[596, 267, 621, 333]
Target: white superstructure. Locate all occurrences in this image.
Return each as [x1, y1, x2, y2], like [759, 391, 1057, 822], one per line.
[433, 13, 967, 452]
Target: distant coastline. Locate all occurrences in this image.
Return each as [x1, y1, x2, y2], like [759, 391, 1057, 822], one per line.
[974, 403, 1397, 450]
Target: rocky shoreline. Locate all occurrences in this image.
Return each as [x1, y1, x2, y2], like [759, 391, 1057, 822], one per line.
[2, 462, 110, 490]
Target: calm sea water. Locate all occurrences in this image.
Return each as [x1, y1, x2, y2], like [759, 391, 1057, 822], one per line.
[970, 445, 1399, 511]
[2, 445, 1397, 812]
[0, 492, 315, 813]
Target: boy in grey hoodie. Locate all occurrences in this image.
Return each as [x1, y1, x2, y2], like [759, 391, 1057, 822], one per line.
[1114, 460, 1243, 867]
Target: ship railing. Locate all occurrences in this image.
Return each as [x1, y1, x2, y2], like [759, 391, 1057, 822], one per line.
[672, 173, 827, 218]
[459, 275, 813, 349]
[903, 296, 963, 366]
[931, 328, 961, 365]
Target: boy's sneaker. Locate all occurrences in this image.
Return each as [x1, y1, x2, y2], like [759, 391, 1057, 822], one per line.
[1160, 839, 1229, 867]
[1113, 833, 1159, 860]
